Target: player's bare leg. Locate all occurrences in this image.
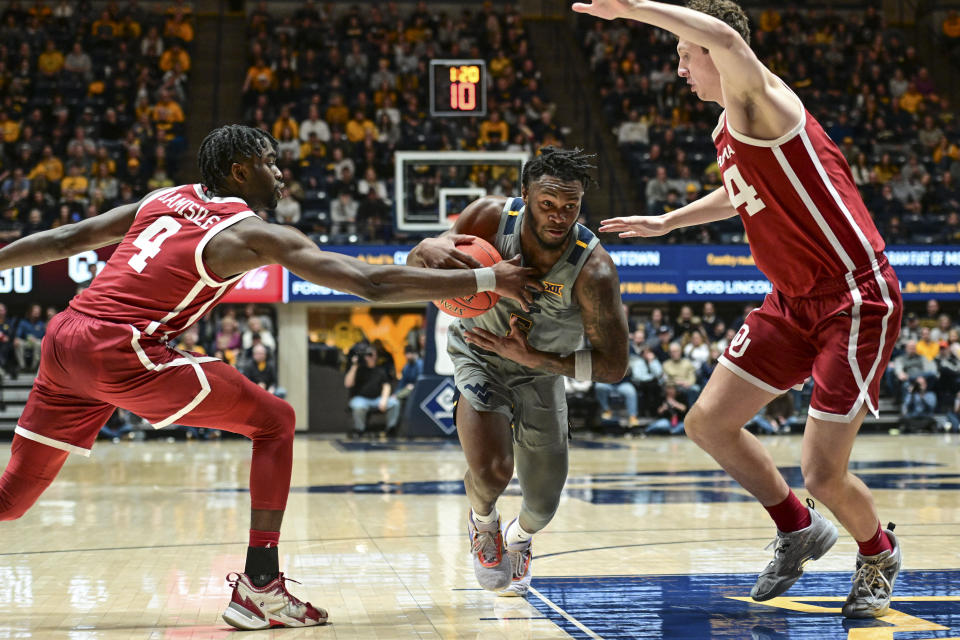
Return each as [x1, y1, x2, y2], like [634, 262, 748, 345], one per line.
[457, 399, 515, 590]
[684, 366, 786, 503]
[800, 408, 877, 539]
[685, 366, 838, 601]
[802, 410, 901, 617]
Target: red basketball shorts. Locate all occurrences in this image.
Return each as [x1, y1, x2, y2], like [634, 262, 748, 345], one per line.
[719, 257, 902, 422]
[17, 308, 282, 455]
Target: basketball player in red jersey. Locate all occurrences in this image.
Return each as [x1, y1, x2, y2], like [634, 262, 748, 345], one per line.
[0, 125, 539, 630]
[575, 0, 902, 618]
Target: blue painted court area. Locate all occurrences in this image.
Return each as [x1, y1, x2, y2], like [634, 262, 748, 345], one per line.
[527, 570, 960, 639]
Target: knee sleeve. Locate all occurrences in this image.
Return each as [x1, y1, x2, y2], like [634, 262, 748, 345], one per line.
[0, 436, 69, 521]
[514, 443, 568, 532]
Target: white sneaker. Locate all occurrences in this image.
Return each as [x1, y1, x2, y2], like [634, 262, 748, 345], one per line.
[498, 538, 532, 597]
[467, 511, 512, 591]
[222, 572, 327, 630]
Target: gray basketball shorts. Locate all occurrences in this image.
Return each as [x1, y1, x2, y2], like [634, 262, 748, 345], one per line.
[447, 324, 568, 449]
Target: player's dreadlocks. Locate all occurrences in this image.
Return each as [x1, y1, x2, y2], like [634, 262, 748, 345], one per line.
[685, 0, 751, 45]
[197, 125, 278, 195]
[521, 146, 598, 192]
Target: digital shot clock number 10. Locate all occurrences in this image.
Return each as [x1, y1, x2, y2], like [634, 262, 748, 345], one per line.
[429, 59, 487, 117]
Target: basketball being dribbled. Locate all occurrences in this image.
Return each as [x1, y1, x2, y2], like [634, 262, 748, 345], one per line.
[432, 237, 502, 318]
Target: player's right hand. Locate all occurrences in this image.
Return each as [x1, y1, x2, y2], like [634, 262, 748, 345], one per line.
[571, 0, 638, 21]
[598, 215, 672, 238]
[411, 234, 484, 269]
[492, 256, 544, 312]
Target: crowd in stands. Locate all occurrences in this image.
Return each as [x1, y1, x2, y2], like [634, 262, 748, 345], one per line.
[565, 300, 960, 436]
[2, 2, 958, 249]
[0, 301, 55, 379]
[579, 6, 960, 245]
[240, 0, 565, 244]
[0, 0, 193, 241]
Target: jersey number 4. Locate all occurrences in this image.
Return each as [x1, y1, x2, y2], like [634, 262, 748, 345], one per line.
[128, 215, 182, 273]
[722, 165, 766, 216]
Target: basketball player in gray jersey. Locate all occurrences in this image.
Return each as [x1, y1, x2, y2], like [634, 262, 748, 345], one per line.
[408, 148, 629, 595]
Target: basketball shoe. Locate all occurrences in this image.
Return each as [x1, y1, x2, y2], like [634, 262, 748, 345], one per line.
[498, 536, 532, 597]
[222, 572, 327, 630]
[750, 501, 838, 601]
[467, 510, 512, 591]
[842, 525, 902, 618]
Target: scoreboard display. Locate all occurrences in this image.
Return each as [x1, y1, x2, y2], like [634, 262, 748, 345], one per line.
[429, 59, 487, 117]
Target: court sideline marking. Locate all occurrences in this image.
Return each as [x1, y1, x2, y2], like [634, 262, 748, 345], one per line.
[528, 585, 605, 640]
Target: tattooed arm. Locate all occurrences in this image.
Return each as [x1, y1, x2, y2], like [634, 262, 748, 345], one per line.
[463, 246, 630, 382]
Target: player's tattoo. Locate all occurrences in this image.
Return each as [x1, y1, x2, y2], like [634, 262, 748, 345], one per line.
[576, 249, 629, 382]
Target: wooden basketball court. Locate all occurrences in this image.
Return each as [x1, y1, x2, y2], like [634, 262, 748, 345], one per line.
[1, 432, 958, 639]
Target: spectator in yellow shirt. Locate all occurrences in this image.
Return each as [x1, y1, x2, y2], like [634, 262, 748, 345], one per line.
[325, 93, 350, 127]
[758, 8, 781, 32]
[243, 58, 274, 95]
[37, 40, 64, 76]
[28, 146, 64, 186]
[91, 147, 116, 176]
[899, 83, 924, 114]
[152, 89, 185, 139]
[159, 43, 191, 73]
[478, 110, 509, 146]
[345, 111, 377, 143]
[120, 14, 142, 39]
[916, 327, 940, 361]
[60, 165, 90, 202]
[164, 9, 194, 44]
[933, 134, 960, 166]
[272, 106, 299, 140]
[943, 9, 960, 40]
[0, 111, 20, 144]
[91, 10, 119, 40]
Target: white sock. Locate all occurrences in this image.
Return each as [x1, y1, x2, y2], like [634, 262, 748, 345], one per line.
[472, 507, 498, 524]
[505, 518, 533, 546]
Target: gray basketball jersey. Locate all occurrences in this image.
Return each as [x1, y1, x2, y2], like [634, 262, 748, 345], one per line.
[457, 196, 600, 357]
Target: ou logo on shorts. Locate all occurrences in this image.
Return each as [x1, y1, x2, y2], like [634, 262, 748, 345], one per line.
[728, 325, 751, 358]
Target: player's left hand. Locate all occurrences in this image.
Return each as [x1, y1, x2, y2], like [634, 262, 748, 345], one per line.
[463, 315, 537, 368]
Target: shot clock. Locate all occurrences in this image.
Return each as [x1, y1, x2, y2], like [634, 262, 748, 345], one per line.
[429, 59, 487, 117]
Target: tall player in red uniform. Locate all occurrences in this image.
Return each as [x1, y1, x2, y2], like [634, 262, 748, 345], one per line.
[0, 125, 539, 630]
[575, 0, 903, 618]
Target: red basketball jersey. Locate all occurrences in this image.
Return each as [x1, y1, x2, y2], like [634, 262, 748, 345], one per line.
[70, 184, 257, 341]
[712, 106, 885, 297]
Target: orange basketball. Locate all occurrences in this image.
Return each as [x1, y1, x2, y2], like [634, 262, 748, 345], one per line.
[432, 236, 502, 318]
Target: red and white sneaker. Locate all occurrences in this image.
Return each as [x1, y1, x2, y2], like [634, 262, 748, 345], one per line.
[222, 572, 328, 630]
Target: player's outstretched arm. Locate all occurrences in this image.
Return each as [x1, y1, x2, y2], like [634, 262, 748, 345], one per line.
[574, 1, 805, 137]
[462, 247, 629, 382]
[572, 1, 764, 87]
[599, 187, 737, 238]
[213, 219, 542, 307]
[0, 199, 141, 271]
[406, 195, 504, 269]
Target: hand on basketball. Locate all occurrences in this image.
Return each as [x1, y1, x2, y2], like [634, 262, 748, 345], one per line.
[412, 234, 484, 269]
[492, 255, 544, 312]
[598, 215, 672, 238]
[571, 0, 639, 21]
[464, 315, 537, 368]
